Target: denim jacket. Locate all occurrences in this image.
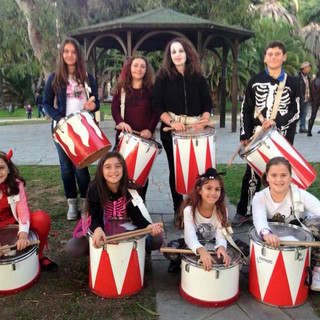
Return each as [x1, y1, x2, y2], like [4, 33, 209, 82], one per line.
[43, 72, 100, 123]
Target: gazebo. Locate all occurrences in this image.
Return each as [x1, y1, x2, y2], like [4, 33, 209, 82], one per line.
[70, 7, 254, 132]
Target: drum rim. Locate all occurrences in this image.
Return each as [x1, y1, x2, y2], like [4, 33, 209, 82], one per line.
[181, 246, 241, 270]
[239, 125, 277, 157]
[171, 126, 216, 138]
[249, 221, 314, 250]
[87, 229, 146, 243]
[0, 226, 39, 264]
[53, 110, 92, 133]
[119, 131, 162, 149]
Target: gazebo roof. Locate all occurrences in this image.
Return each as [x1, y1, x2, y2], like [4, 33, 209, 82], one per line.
[70, 7, 254, 51]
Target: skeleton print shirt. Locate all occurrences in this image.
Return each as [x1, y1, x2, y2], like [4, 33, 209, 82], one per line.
[240, 70, 300, 140]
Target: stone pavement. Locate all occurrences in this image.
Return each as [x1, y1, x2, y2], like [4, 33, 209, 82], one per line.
[1, 119, 320, 320]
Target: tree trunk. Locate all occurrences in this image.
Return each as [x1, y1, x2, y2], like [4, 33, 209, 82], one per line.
[15, 0, 51, 79]
[0, 69, 4, 107]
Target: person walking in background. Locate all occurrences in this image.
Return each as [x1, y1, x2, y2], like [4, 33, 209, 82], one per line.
[26, 104, 33, 119]
[231, 41, 300, 227]
[43, 37, 99, 221]
[111, 56, 159, 201]
[308, 69, 320, 136]
[152, 38, 212, 217]
[35, 92, 45, 118]
[297, 61, 312, 133]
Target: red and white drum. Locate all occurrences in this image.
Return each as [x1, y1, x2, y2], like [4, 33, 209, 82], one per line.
[180, 246, 241, 307]
[0, 225, 40, 295]
[53, 111, 111, 169]
[249, 222, 313, 307]
[88, 230, 146, 298]
[117, 132, 162, 187]
[172, 127, 216, 195]
[239, 125, 316, 189]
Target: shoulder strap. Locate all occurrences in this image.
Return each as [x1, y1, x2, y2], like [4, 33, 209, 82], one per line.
[127, 188, 153, 224]
[270, 73, 287, 120]
[222, 226, 248, 264]
[290, 183, 309, 230]
[120, 88, 126, 119]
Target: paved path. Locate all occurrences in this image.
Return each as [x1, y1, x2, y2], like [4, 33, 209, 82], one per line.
[1, 119, 320, 320]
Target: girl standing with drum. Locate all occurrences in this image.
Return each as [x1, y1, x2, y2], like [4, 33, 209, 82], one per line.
[112, 56, 159, 200]
[66, 151, 163, 257]
[152, 38, 212, 216]
[252, 156, 320, 291]
[0, 150, 57, 271]
[166, 168, 231, 272]
[43, 37, 100, 221]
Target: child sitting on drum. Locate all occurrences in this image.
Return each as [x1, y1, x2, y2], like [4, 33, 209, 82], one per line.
[166, 168, 231, 272]
[0, 150, 57, 271]
[252, 156, 320, 291]
[66, 151, 163, 257]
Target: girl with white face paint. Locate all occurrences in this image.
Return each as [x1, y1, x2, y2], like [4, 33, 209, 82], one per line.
[152, 38, 213, 217]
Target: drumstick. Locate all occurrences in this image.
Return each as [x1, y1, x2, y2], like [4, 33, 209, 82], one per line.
[104, 229, 151, 244]
[163, 120, 216, 132]
[114, 127, 155, 141]
[243, 128, 264, 153]
[160, 247, 217, 255]
[227, 144, 242, 167]
[280, 240, 320, 248]
[0, 240, 40, 253]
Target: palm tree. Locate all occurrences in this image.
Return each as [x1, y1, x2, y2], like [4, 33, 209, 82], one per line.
[302, 23, 320, 64]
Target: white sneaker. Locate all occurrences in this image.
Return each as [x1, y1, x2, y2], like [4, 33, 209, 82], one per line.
[311, 266, 320, 291]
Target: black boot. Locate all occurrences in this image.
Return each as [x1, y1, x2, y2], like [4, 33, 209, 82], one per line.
[307, 119, 313, 137]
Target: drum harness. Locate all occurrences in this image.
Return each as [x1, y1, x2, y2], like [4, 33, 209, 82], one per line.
[127, 189, 153, 224]
[221, 226, 248, 264]
[290, 183, 309, 231]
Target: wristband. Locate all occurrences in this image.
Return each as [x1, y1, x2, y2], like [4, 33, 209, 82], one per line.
[259, 228, 273, 240]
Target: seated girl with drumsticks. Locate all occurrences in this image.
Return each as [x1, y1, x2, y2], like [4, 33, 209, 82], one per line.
[0, 150, 57, 271]
[66, 151, 163, 257]
[165, 168, 231, 272]
[252, 156, 320, 291]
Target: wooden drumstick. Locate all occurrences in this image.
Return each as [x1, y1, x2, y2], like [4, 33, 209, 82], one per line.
[280, 240, 320, 248]
[160, 247, 217, 255]
[104, 229, 152, 244]
[163, 120, 216, 132]
[0, 240, 40, 253]
[227, 144, 243, 167]
[114, 126, 155, 140]
[243, 128, 264, 153]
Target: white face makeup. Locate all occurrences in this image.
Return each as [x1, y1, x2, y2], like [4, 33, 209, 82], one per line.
[170, 42, 187, 69]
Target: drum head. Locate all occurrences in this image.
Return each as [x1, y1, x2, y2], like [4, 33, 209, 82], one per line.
[239, 125, 276, 156]
[119, 131, 162, 149]
[249, 222, 314, 249]
[182, 244, 241, 270]
[0, 225, 38, 261]
[172, 126, 216, 139]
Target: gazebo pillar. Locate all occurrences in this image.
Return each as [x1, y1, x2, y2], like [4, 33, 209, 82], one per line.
[220, 46, 229, 128]
[127, 31, 132, 57]
[231, 40, 239, 133]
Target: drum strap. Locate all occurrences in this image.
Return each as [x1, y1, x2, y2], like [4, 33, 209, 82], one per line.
[120, 88, 126, 119]
[254, 73, 287, 122]
[290, 184, 309, 230]
[222, 226, 248, 264]
[127, 189, 153, 224]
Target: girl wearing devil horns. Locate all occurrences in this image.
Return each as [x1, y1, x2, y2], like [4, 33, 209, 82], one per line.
[0, 150, 57, 271]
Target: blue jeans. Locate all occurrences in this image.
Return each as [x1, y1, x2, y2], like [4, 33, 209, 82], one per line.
[55, 142, 90, 199]
[300, 101, 310, 129]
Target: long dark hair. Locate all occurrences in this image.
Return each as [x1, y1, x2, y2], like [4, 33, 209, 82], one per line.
[176, 168, 227, 229]
[114, 56, 154, 96]
[0, 150, 25, 196]
[87, 151, 128, 210]
[261, 156, 292, 187]
[157, 37, 202, 80]
[52, 37, 88, 94]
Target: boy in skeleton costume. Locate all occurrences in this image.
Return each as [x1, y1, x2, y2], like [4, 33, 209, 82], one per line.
[232, 41, 300, 227]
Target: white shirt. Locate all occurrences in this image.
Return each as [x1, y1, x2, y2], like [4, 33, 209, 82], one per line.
[183, 205, 227, 254]
[252, 186, 320, 235]
[66, 76, 87, 116]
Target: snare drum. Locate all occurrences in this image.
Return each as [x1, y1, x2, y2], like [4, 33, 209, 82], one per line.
[0, 225, 40, 295]
[249, 222, 313, 307]
[239, 125, 316, 189]
[88, 230, 146, 298]
[172, 127, 216, 195]
[53, 111, 111, 169]
[117, 132, 162, 187]
[180, 246, 241, 307]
